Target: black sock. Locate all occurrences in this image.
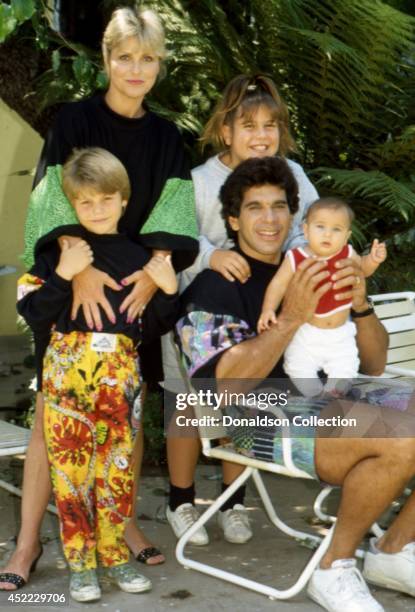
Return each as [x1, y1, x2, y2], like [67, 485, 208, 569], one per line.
[220, 482, 246, 512]
[169, 482, 195, 511]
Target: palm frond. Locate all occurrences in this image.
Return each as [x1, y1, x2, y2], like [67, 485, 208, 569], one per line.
[313, 167, 415, 221]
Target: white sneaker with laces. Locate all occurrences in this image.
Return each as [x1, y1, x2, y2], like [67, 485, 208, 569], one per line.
[218, 504, 253, 544]
[307, 558, 384, 612]
[105, 563, 151, 593]
[69, 569, 101, 603]
[363, 538, 415, 597]
[166, 503, 209, 545]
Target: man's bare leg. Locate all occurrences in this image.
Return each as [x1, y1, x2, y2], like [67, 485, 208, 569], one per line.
[0, 394, 50, 590]
[315, 437, 415, 568]
[124, 385, 165, 565]
[376, 491, 415, 553]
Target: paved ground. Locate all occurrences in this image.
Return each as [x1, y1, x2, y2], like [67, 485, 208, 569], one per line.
[0, 460, 414, 612]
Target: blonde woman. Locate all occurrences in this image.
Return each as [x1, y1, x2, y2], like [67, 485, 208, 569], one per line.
[0, 6, 197, 591]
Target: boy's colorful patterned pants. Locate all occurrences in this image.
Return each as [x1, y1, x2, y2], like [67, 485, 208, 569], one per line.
[43, 331, 142, 571]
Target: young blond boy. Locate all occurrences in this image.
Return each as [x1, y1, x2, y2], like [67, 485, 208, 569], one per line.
[17, 148, 178, 602]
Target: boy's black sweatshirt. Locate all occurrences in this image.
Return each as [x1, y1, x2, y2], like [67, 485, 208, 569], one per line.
[17, 225, 179, 387]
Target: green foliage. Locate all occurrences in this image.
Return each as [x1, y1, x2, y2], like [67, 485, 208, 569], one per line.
[0, 3, 17, 41]
[142, 391, 165, 466]
[12, 0, 35, 22]
[312, 167, 415, 249]
[0, 0, 36, 43]
[0, 0, 35, 41]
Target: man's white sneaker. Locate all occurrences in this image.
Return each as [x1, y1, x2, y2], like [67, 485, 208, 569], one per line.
[363, 538, 415, 597]
[218, 504, 253, 544]
[166, 503, 209, 545]
[307, 558, 384, 612]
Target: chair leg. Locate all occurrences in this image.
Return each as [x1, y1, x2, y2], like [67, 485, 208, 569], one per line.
[0, 478, 58, 515]
[176, 466, 335, 599]
[312, 484, 384, 540]
[314, 486, 336, 523]
[252, 470, 322, 546]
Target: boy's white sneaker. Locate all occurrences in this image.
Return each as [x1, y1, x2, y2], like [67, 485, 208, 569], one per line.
[166, 503, 209, 545]
[307, 558, 384, 612]
[69, 569, 101, 602]
[105, 563, 151, 593]
[218, 504, 253, 544]
[363, 538, 415, 597]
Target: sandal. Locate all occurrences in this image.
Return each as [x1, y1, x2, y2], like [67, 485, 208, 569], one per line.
[135, 546, 165, 565]
[0, 543, 43, 591]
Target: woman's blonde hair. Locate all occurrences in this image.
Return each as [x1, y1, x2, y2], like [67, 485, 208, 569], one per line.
[62, 147, 131, 203]
[201, 74, 296, 156]
[102, 6, 166, 72]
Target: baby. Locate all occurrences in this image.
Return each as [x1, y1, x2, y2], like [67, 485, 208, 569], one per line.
[257, 197, 387, 396]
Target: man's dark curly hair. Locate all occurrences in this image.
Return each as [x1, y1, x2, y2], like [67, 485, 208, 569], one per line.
[220, 156, 299, 240]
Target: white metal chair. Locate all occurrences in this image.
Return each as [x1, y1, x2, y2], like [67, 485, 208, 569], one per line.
[0, 419, 57, 515]
[175, 291, 415, 598]
[175, 400, 339, 600]
[371, 291, 415, 377]
[0, 420, 31, 497]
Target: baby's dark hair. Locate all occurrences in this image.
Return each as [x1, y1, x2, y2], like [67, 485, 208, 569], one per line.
[220, 156, 299, 239]
[305, 197, 355, 225]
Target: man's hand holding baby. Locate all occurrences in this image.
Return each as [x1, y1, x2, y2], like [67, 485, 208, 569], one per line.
[278, 258, 331, 328]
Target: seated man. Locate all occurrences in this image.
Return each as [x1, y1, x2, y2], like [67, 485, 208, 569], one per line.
[175, 156, 415, 612]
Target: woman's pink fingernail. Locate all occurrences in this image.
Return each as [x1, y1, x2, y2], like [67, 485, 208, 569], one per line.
[121, 279, 127, 286]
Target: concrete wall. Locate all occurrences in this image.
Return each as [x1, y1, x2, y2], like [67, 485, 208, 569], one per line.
[0, 99, 43, 335]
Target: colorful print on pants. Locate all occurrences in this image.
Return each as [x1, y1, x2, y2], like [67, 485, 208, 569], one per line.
[43, 331, 141, 571]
